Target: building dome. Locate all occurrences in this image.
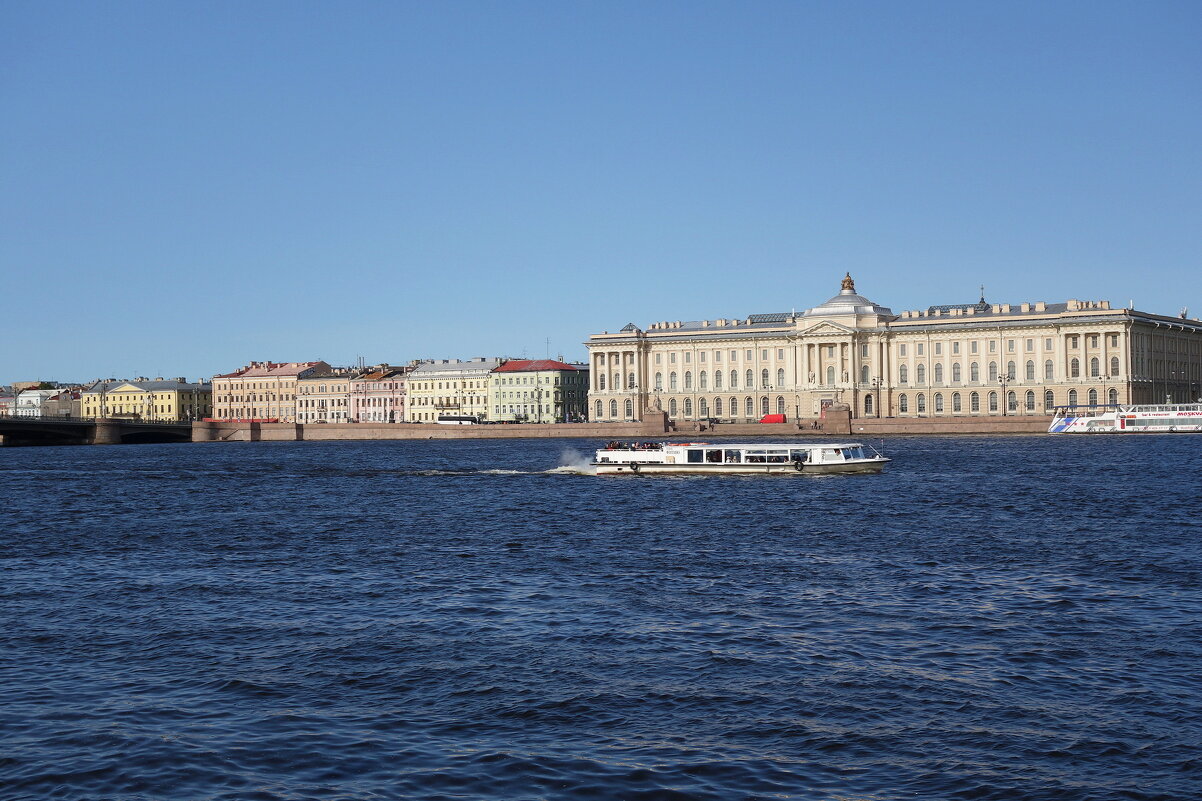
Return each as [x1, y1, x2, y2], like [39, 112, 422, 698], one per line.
[803, 273, 894, 317]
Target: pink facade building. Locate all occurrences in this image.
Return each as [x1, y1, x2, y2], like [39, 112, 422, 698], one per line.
[348, 365, 414, 423]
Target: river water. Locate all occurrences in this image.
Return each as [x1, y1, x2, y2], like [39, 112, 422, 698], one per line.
[1, 436, 1199, 800]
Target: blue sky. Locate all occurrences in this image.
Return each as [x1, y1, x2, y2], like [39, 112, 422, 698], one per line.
[3, 1, 1199, 383]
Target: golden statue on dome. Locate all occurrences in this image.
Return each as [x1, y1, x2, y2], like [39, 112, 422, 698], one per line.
[841, 272, 855, 292]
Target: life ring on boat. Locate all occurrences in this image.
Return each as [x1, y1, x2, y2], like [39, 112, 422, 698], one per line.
[630, 461, 640, 473]
[793, 461, 804, 472]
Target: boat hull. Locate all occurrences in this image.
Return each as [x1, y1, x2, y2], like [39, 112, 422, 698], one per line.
[593, 458, 889, 476]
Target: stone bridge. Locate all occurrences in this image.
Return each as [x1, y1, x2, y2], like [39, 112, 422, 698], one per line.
[0, 415, 193, 446]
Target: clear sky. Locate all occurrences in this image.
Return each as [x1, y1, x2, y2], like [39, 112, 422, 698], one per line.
[3, 0, 1199, 384]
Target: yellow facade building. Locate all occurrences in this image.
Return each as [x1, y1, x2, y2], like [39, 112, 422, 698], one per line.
[81, 378, 212, 422]
[407, 358, 504, 422]
[587, 275, 1202, 422]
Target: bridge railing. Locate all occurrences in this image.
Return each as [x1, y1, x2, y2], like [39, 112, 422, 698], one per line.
[0, 413, 191, 427]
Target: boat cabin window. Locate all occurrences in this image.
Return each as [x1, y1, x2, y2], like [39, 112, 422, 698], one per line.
[724, 449, 742, 463]
[789, 449, 809, 463]
[705, 449, 723, 463]
[687, 449, 704, 463]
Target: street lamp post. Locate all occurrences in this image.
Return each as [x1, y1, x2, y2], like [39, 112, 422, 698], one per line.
[870, 377, 882, 418]
[998, 374, 1010, 416]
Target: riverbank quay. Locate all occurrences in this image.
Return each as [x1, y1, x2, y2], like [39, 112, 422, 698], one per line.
[192, 411, 1053, 442]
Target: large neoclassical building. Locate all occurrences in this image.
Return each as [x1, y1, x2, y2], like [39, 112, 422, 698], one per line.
[585, 275, 1202, 422]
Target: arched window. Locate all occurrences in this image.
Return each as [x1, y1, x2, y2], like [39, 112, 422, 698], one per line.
[777, 368, 785, 387]
[730, 370, 738, 389]
[684, 398, 693, 416]
[776, 396, 785, 414]
[952, 392, 962, 412]
[1045, 360, 1054, 380]
[989, 362, 998, 382]
[865, 395, 874, 415]
[628, 372, 636, 389]
[609, 399, 618, 417]
[1068, 389, 1078, 406]
[669, 372, 678, 391]
[613, 373, 620, 390]
[971, 391, 980, 412]
[899, 394, 909, 413]
[730, 397, 737, 418]
[714, 397, 723, 416]
[861, 365, 870, 383]
[934, 364, 943, 383]
[1108, 388, 1118, 404]
[745, 369, 754, 388]
[826, 366, 835, 384]
[989, 391, 998, 412]
[595, 400, 603, 419]
[917, 364, 926, 384]
[684, 371, 693, 390]
[1025, 390, 1035, 411]
[952, 363, 961, 383]
[699, 371, 708, 390]
[899, 365, 908, 383]
[714, 371, 722, 389]
[1007, 391, 1017, 412]
[1088, 388, 1098, 406]
[745, 397, 754, 417]
[625, 399, 633, 418]
[761, 396, 769, 415]
[1025, 360, 1035, 380]
[669, 398, 677, 416]
[654, 372, 663, 391]
[761, 369, 770, 389]
[934, 393, 944, 412]
[1006, 361, 1016, 380]
[970, 362, 980, 382]
[1107, 356, 1118, 376]
[699, 397, 709, 417]
[1090, 357, 1099, 377]
[917, 393, 926, 413]
[1070, 358, 1080, 378]
[599, 374, 606, 391]
[1044, 390, 1054, 409]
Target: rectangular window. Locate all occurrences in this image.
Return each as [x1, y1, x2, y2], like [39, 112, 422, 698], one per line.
[1026, 339, 1033, 351]
[827, 346, 835, 357]
[1008, 340, 1015, 352]
[746, 350, 752, 359]
[934, 343, 942, 355]
[953, 342, 960, 354]
[684, 352, 691, 363]
[761, 349, 768, 360]
[655, 354, 661, 364]
[917, 343, 924, 356]
[971, 341, 978, 354]
[731, 350, 737, 361]
[1109, 335, 1118, 347]
[700, 352, 706, 362]
[861, 344, 869, 357]
[1045, 338, 1053, 349]
[989, 341, 997, 353]
[777, 349, 784, 359]
[899, 344, 907, 357]
[714, 351, 722, 362]
[670, 353, 676, 363]
[1090, 335, 1099, 347]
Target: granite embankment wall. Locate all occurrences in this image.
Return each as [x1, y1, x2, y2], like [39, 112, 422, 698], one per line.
[194, 412, 1053, 442]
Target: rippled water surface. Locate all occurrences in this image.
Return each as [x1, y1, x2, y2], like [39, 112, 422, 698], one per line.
[2, 436, 1200, 800]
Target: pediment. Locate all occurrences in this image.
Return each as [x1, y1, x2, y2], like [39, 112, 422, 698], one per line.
[797, 320, 855, 337]
[108, 383, 146, 394]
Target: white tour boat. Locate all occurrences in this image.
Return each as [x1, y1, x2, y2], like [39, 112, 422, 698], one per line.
[592, 441, 890, 475]
[1048, 403, 1202, 434]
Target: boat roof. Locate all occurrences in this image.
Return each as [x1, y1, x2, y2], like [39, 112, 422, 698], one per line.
[609, 441, 867, 449]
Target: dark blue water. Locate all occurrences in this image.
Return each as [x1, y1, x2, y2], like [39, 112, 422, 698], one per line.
[2, 436, 1200, 800]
